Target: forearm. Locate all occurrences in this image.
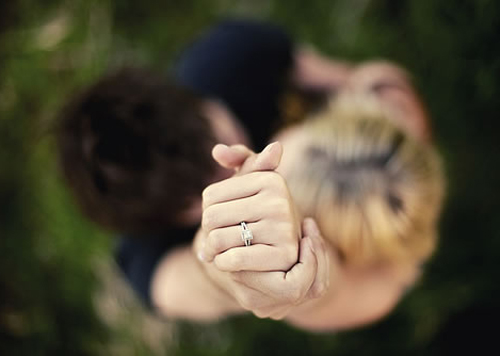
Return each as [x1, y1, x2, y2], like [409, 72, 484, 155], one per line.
[150, 245, 245, 321]
[292, 47, 352, 92]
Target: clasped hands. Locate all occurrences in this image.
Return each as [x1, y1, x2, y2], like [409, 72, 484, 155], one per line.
[194, 142, 330, 320]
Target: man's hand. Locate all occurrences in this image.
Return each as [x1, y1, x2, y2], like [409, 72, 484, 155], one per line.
[195, 218, 329, 320]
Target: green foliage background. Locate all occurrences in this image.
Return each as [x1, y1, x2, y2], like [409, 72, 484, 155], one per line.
[1, 0, 499, 355]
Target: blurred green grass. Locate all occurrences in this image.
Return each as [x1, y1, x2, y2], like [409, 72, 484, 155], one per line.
[1, 0, 499, 355]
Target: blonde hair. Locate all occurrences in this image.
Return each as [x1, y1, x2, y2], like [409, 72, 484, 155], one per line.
[286, 99, 445, 268]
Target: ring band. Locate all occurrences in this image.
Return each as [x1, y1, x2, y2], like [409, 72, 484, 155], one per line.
[240, 222, 253, 246]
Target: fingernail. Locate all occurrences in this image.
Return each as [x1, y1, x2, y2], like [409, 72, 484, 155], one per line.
[256, 143, 273, 163]
[263, 141, 278, 154]
[256, 142, 279, 167]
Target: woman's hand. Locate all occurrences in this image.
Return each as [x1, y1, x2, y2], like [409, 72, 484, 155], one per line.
[200, 171, 300, 271]
[199, 142, 300, 271]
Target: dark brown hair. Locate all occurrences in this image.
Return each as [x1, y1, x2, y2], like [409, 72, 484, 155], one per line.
[56, 67, 216, 233]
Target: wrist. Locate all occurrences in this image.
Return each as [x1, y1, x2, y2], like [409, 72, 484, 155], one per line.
[197, 258, 244, 314]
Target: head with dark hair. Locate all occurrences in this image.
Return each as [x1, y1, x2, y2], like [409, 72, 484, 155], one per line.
[56, 68, 217, 233]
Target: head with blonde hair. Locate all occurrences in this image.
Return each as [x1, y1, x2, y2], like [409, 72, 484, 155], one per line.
[276, 95, 445, 268]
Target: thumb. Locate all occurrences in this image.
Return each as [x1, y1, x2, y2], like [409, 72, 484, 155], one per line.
[281, 236, 317, 298]
[237, 141, 283, 175]
[212, 144, 254, 170]
[301, 217, 321, 239]
[302, 217, 331, 299]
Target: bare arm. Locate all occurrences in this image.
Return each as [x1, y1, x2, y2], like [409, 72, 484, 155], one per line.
[292, 47, 352, 91]
[150, 221, 417, 328]
[150, 239, 245, 321]
[149, 218, 324, 322]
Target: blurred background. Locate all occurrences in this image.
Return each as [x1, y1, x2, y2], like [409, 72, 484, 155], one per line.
[1, 0, 499, 355]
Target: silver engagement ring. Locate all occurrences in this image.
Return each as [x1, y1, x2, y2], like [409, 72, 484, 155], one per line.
[240, 222, 253, 246]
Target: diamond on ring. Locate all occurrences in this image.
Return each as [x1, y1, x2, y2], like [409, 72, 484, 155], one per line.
[240, 222, 253, 246]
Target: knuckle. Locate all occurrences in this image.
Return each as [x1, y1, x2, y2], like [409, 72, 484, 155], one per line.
[201, 186, 213, 206]
[201, 206, 217, 231]
[254, 172, 268, 187]
[267, 171, 283, 185]
[276, 197, 290, 212]
[269, 198, 290, 218]
[206, 230, 223, 256]
[201, 214, 210, 232]
[253, 309, 269, 319]
[258, 172, 286, 193]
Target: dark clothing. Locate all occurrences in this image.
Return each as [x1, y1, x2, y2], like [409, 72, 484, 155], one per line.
[174, 19, 294, 151]
[116, 226, 198, 305]
[116, 19, 294, 305]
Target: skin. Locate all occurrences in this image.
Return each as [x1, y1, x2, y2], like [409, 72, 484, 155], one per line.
[152, 143, 331, 321]
[197, 142, 330, 320]
[196, 142, 417, 329]
[151, 58, 429, 329]
[292, 48, 352, 91]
